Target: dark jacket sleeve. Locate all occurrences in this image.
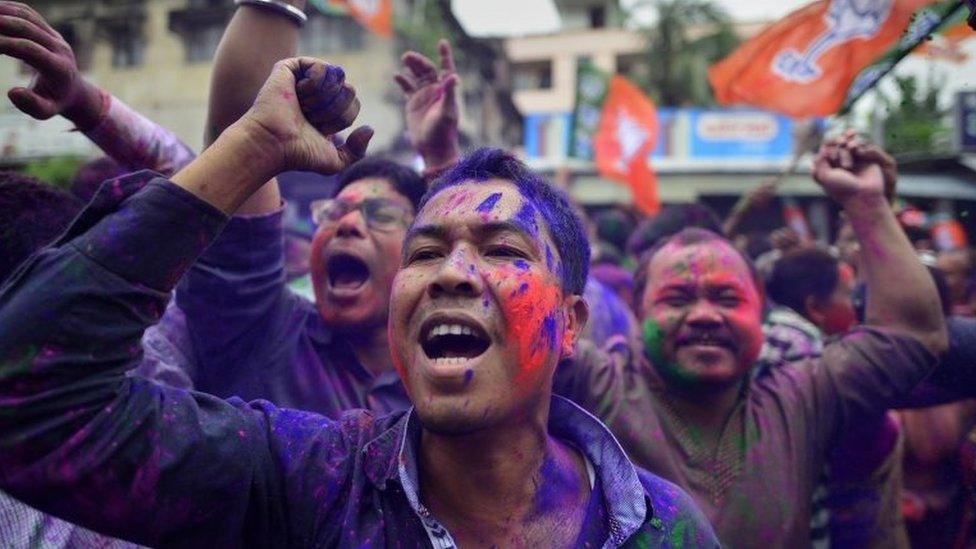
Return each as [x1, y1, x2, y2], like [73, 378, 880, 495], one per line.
[0, 174, 350, 546]
[173, 207, 304, 393]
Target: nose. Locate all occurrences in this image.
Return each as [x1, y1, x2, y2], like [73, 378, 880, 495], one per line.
[335, 208, 367, 239]
[428, 247, 483, 299]
[686, 299, 723, 328]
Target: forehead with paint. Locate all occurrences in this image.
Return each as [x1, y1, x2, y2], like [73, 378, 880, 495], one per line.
[648, 239, 760, 299]
[406, 180, 560, 276]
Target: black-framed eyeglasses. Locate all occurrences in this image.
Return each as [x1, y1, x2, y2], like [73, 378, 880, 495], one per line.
[309, 198, 413, 232]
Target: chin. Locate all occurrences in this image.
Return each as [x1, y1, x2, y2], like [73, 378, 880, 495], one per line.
[414, 403, 493, 436]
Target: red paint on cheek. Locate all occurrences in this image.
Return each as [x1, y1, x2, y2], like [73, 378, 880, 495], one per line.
[496, 270, 562, 388]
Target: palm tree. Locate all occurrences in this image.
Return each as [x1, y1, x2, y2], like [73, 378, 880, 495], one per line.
[631, 0, 739, 106]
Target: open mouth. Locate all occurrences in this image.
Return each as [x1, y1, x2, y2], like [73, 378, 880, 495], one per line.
[420, 319, 491, 365]
[327, 254, 370, 291]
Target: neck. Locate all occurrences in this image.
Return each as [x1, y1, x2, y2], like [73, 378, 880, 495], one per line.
[419, 401, 589, 543]
[664, 378, 744, 436]
[343, 324, 393, 377]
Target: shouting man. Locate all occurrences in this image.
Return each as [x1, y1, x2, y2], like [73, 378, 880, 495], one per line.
[0, 58, 715, 547]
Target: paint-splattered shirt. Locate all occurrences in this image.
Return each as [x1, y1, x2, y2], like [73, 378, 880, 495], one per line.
[146, 203, 411, 417]
[554, 321, 936, 547]
[0, 172, 719, 547]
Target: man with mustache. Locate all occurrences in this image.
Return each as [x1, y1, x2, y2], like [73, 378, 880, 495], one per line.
[555, 134, 948, 546]
[0, 56, 715, 546]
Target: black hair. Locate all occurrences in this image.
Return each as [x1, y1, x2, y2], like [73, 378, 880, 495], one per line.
[335, 157, 426, 212]
[0, 172, 83, 283]
[420, 147, 590, 295]
[766, 247, 840, 317]
[626, 203, 723, 259]
[633, 227, 762, 315]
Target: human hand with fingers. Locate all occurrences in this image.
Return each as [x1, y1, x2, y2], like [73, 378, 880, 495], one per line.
[0, 1, 102, 129]
[394, 39, 460, 171]
[176, 57, 373, 214]
[813, 132, 887, 206]
[244, 58, 372, 175]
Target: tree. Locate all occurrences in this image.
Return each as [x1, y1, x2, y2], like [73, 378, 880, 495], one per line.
[630, 0, 740, 107]
[875, 73, 950, 156]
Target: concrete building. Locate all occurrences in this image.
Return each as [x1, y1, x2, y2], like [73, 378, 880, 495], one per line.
[0, 0, 402, 165]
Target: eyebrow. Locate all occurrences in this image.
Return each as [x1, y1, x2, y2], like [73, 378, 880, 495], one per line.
[404, 220, 537, 248]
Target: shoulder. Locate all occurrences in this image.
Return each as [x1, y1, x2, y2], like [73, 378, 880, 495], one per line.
[634, 467, 718, 546]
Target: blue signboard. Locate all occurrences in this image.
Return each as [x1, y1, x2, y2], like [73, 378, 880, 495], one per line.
[526, 107, 799, 163]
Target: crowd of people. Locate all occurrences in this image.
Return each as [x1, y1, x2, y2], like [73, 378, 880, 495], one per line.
[1, 0, 976, 547]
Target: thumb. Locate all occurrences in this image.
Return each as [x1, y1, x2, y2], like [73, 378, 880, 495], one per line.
[8, 87, 56, 119]
[336, 125, 374, 167]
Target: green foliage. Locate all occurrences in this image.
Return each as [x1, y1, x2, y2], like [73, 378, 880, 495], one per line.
[628, 0, 740, 106]
[21, 155, 84, 190]
[876, 74, 950, 156]
[395, 0, 464, 67]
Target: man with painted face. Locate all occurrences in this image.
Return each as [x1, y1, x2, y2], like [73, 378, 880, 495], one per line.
[0, 57, 716, 546]
[155, 0, 459, 413]
[554, 134, 947, 546]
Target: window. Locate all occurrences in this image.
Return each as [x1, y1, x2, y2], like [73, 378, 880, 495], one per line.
[111, 29, 146, 68]
[185, 25, 224, 63]
[513, 60, 553, 91]
[588, 6, 606, 29]
[298, 14, 365, 55]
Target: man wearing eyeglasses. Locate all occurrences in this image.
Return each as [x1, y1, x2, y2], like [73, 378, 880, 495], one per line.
[155, 1, 460, 417]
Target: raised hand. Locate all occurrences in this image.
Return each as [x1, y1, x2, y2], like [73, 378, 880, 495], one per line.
[394, 39, 460, 169]
[0, 1, 101, 128]
[812, 132, 886, 204]
[242, 58, 372, 176]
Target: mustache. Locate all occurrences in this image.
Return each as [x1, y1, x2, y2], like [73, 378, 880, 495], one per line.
[674, 329, 737, 350]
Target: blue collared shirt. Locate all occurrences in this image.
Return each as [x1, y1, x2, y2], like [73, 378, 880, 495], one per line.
[0, 172, 717, 547]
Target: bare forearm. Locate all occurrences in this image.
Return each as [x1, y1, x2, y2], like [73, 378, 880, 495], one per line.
[845, 194, 947, 353]
[173, 122, 280, 215]
[206, 1, 305, 213]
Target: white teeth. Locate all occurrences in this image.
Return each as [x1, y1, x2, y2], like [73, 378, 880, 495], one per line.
[426, 323, 477, 341]
[433, 357, 470, 365]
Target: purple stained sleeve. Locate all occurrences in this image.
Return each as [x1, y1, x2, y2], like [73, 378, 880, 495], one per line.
[83, 94, 197, 177]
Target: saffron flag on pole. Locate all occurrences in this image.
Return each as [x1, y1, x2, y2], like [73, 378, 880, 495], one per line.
[708, 0, 964, 118]
[308, 0, 392, 37]
[570, 63, 661, 215]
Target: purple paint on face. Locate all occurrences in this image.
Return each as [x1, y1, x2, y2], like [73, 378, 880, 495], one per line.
[463, 369, 474, 385]
[542, 314, 558, 350]
[514, 201, 539, 236]
[475, 192, 503, 213]
[518, 282, 529, 294]
[514, 259, 529, 270]
[545, 245, 554, 271]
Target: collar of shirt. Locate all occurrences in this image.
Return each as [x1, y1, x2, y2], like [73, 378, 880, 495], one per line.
[360, 395, 654, 548]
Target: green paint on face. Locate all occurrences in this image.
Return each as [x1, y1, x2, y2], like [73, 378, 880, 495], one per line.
[641, 317, 696, 390]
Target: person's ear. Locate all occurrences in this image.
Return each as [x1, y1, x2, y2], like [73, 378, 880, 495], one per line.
[560, 294, 589, 359]
[804, 294, 827, 330]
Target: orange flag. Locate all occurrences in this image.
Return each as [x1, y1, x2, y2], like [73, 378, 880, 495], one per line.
[329, 0, 392, 37]
[592, 75, 660, 215]
[709, 0, 936, 117]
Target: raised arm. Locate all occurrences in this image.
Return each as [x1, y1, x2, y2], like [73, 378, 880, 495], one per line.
[0, 1, 194, 176]
[812, 134, 946, 355]
[395, 39, 461, 182]
[0, 58, 369, 545]
[205, 0, 306, 214]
